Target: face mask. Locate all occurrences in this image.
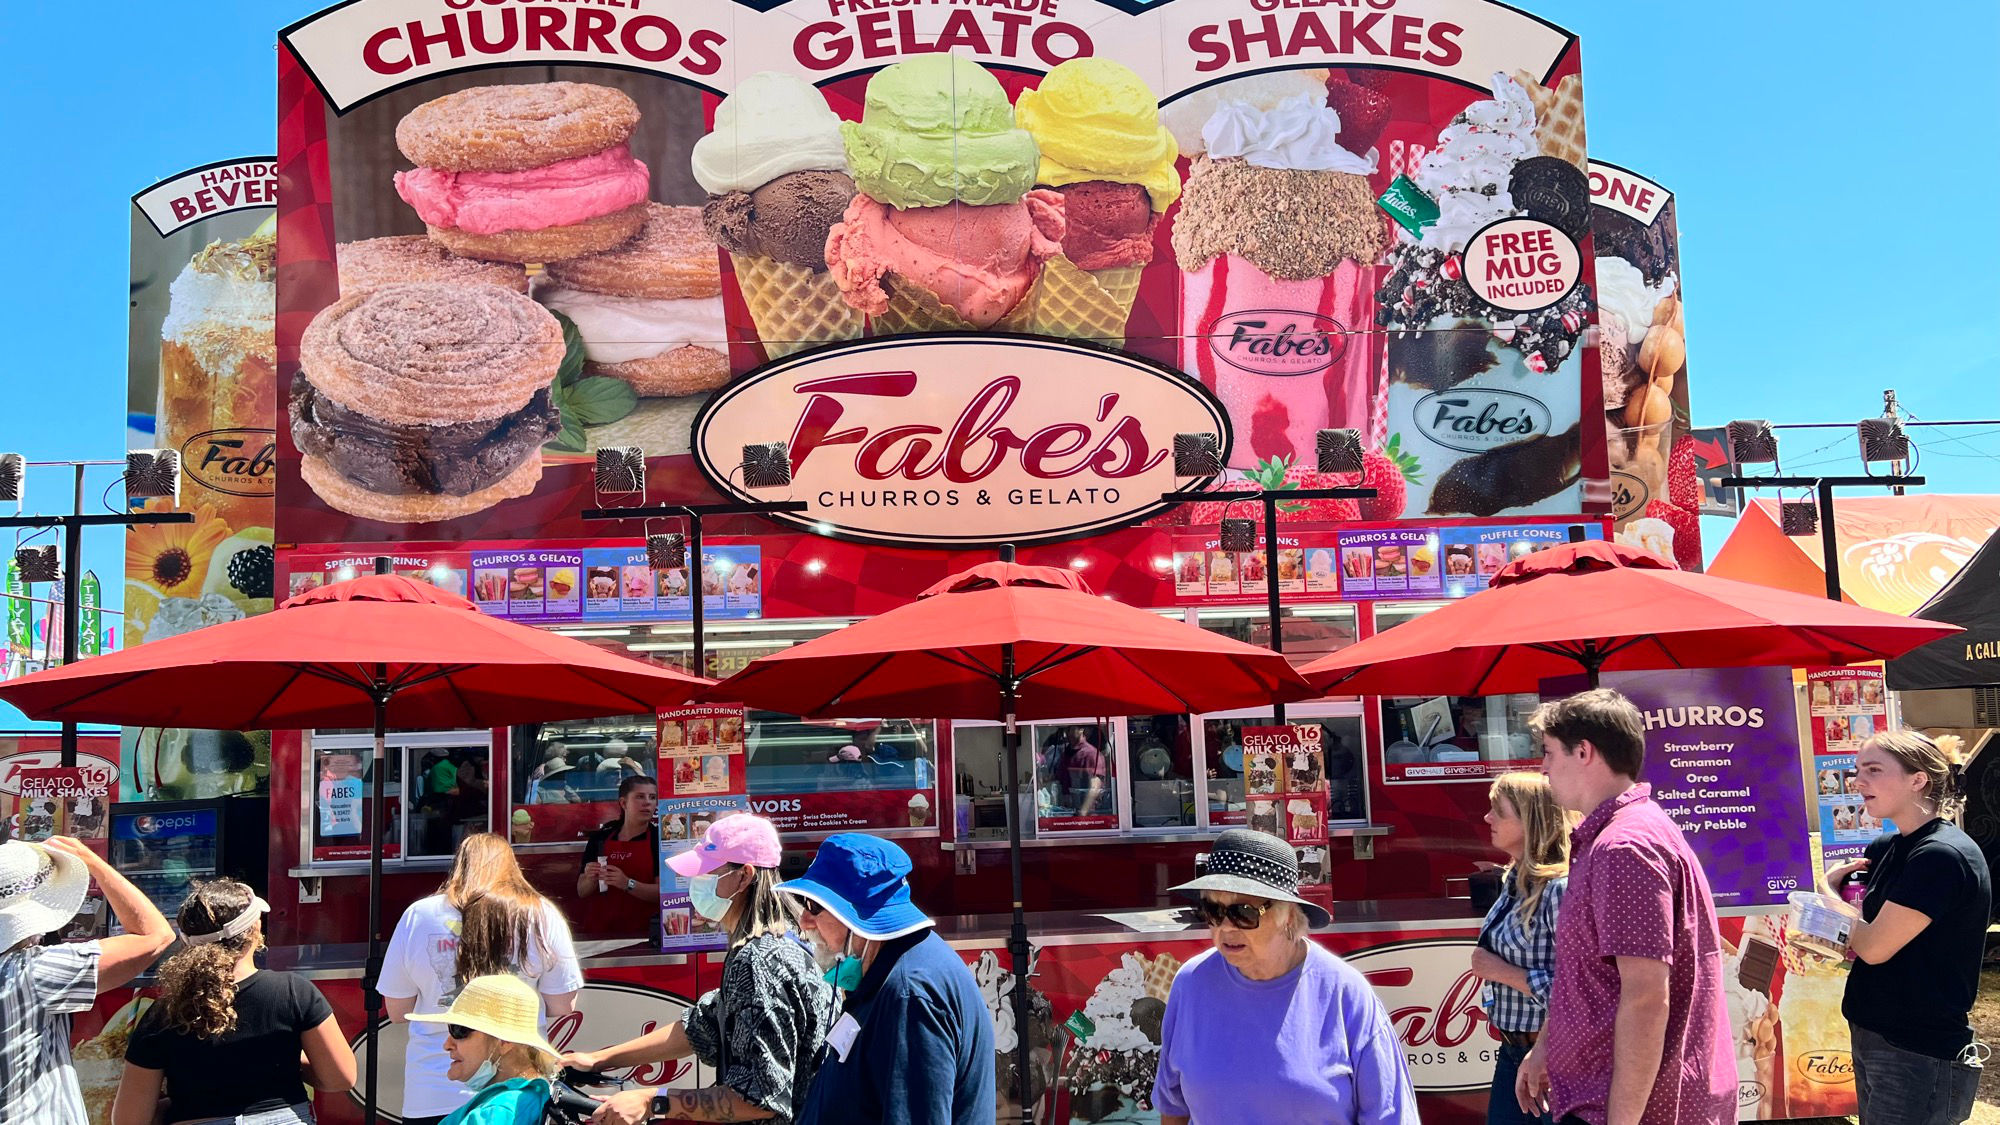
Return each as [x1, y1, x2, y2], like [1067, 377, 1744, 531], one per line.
[463, 1059, 499, 1092]
[689, 872, 734, 921]
[822, 931, 865, 991]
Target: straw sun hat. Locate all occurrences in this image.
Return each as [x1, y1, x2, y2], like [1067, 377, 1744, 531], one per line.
[409, 974, 561, 1060]
[0, 840, 90, 951]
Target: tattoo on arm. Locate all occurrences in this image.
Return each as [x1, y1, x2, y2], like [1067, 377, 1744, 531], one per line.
[673, 1087, 762, 1123]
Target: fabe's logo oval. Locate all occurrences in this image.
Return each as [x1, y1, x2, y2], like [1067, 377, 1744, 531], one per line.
[1205, 309, 1346, 376]
[1413, 388, 1553, 454]
[1343, 939, 1500, 1093]
[180, 429, 277, 498]
[0, 750, 119, 797]
[694, 335, 1231, 548]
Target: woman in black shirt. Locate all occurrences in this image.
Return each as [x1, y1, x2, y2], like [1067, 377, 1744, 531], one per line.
[112, 881, 356, 1125]
[1819, 731, 1992, 1125]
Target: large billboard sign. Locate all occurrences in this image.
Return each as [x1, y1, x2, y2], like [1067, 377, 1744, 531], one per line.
[274, 0, 1605, 548]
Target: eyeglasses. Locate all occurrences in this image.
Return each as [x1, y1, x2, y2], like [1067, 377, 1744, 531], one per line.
[800, 899, 826, 917]
[446, 1024, 477, 1041]
[1195, 898, 1274, 930]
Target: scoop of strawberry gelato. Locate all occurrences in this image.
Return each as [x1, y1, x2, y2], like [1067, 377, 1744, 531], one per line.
[395, 145, 650, 235]
[826, 190, 1065, 326]
[1058, 181, 1157, 270]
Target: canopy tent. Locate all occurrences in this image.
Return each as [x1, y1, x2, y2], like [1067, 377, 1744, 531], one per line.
[1708, 494, 2000, 613]
[1887, 527, 2000, 692]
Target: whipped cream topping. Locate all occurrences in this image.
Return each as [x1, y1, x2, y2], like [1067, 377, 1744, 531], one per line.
[1080, 953, 1158, 1053]
[535, 284, 727, 365]
[1406, 72, 1539, 252]
[1202, 93, 1376, 174]
[163, 263, 274, 343]
[1163, 69, 1330, 156]
[1594, 257, 1677, 347]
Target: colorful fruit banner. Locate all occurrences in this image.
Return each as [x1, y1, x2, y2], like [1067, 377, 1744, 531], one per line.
[123, 157, 279, 801]
[273, 0, 1605, 554]
[1589, 161, 1698, 570]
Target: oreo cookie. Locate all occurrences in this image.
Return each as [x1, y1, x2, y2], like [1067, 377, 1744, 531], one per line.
[1508, 156, 1592, 242]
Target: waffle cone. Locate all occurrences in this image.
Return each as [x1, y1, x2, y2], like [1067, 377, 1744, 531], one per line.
[1512, 70, 1587, 170]
[1139, 952, 1181, 1002]
[733, 255, 862, 358]
[1019, 256, 1143, 346]
[871, 274, 1037, 336]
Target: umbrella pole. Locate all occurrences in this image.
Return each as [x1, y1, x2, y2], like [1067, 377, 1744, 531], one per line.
[1000, 639, 1035, 1124]
[364, 560, 390, 1125]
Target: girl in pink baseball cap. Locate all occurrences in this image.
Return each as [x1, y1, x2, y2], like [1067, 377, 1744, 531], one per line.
[562, 813, 833, 1125]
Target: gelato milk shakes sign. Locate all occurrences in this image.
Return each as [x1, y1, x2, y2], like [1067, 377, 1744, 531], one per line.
[275, 0, 1601, 546]
[694, 337, 1228, 546]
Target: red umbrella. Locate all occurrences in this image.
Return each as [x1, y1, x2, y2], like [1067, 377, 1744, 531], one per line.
[1298, 540, 1963, 696]
[0, 569, 711, 1125]
[707, 551, 1312, 1121]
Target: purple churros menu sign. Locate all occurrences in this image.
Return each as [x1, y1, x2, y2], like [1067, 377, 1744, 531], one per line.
[1550, 666, 1813, 908]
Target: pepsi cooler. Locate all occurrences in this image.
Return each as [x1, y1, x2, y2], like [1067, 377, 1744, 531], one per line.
[107, 796, 269, 926]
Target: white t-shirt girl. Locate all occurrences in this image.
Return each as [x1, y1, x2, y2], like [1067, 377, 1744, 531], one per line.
[377, 893, 583, 1117]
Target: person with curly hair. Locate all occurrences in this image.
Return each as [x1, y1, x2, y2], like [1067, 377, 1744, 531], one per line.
[112, 880, 354, 1125]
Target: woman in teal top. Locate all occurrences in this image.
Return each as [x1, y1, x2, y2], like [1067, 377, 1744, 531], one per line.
[408, 974, 561, 1125]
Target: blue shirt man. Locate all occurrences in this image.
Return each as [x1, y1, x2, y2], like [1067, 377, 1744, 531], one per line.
[782, 834, 995, 1125]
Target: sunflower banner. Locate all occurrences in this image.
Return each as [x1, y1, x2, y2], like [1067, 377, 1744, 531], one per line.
[123, 158, 279, 801]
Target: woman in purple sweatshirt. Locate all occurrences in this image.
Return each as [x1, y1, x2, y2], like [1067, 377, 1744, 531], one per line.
[1152, 829, 1419, 1125]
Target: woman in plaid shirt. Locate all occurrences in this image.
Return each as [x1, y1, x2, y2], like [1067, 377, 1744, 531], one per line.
[1470, 772, 1572, 1125]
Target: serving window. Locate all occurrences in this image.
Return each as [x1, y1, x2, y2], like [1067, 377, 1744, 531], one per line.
[305, 729, 491, 864]
[1371, 600, 1546, 784]
[952, 703, 1366, 840]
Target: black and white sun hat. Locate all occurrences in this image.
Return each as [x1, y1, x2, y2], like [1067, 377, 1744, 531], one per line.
[0, 840, 90, 950]
[1169, 828, 1330, 927]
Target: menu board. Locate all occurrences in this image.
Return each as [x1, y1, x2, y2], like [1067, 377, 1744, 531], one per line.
[656, 702, 751, 951]
[1806, 666, 1890, 864]
[283, 544, 759, 626]
[1241, 725, 1332, 892]
[656, 793, 751, 952]
[1556, 667, 1814, 908]
[1173, 521, 1601, 606]
[473, 546, 761, 625]
[657, 704, 748, 798]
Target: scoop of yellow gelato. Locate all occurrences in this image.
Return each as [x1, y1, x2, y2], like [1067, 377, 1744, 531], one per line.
[1015, 58, 1180, 211]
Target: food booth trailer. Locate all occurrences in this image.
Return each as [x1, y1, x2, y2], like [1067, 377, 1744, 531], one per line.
[76, 0, 1853, 1119]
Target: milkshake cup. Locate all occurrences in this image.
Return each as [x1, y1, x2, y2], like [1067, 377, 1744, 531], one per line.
[1165, 74, 1388, 470]
[908, 792, 932, 828]
[157, 218, 277, 529]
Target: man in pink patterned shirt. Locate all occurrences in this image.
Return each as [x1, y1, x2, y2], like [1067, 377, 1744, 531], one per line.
[1516, 689, 1735, 1125]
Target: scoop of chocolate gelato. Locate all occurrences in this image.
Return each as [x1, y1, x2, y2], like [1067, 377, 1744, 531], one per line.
[702, 169, 856, 272]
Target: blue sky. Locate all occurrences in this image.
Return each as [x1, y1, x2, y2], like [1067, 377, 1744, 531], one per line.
[1, 0, 1996, 725]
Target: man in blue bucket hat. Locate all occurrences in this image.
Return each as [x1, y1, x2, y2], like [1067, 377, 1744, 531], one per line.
[783, 833, 995, 1125]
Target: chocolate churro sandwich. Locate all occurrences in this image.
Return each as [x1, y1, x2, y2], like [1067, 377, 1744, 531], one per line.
[290, 282, 563, 523]
[394, 82, 652, 263]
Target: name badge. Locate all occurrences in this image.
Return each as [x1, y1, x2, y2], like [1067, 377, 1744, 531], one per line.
[828, 1013, 861, 1061]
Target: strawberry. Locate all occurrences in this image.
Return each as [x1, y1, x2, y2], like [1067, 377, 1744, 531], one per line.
[1324, 74, 1391, 157]
[1666, 436, 1702, 513]
[1273, 459, 1361, 522]
[1181, 476, 1259, 526]
[1643, 499, 1702, 571]
[1353, 434, 1422, 521]
[1348, 69, 1396, 93]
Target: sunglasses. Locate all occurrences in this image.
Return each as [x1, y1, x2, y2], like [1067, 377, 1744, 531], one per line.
[1195, 898, 1274, 930]
[800, 899, 826, 917]
[446, 1024, 478, 1041]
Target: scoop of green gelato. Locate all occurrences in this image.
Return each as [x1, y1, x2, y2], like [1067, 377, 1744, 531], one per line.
[841, 55, 1039, 209]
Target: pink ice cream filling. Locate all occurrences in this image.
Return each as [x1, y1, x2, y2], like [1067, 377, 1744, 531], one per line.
[826, 191, 1065, 327]
[394, 145, 651, 235]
